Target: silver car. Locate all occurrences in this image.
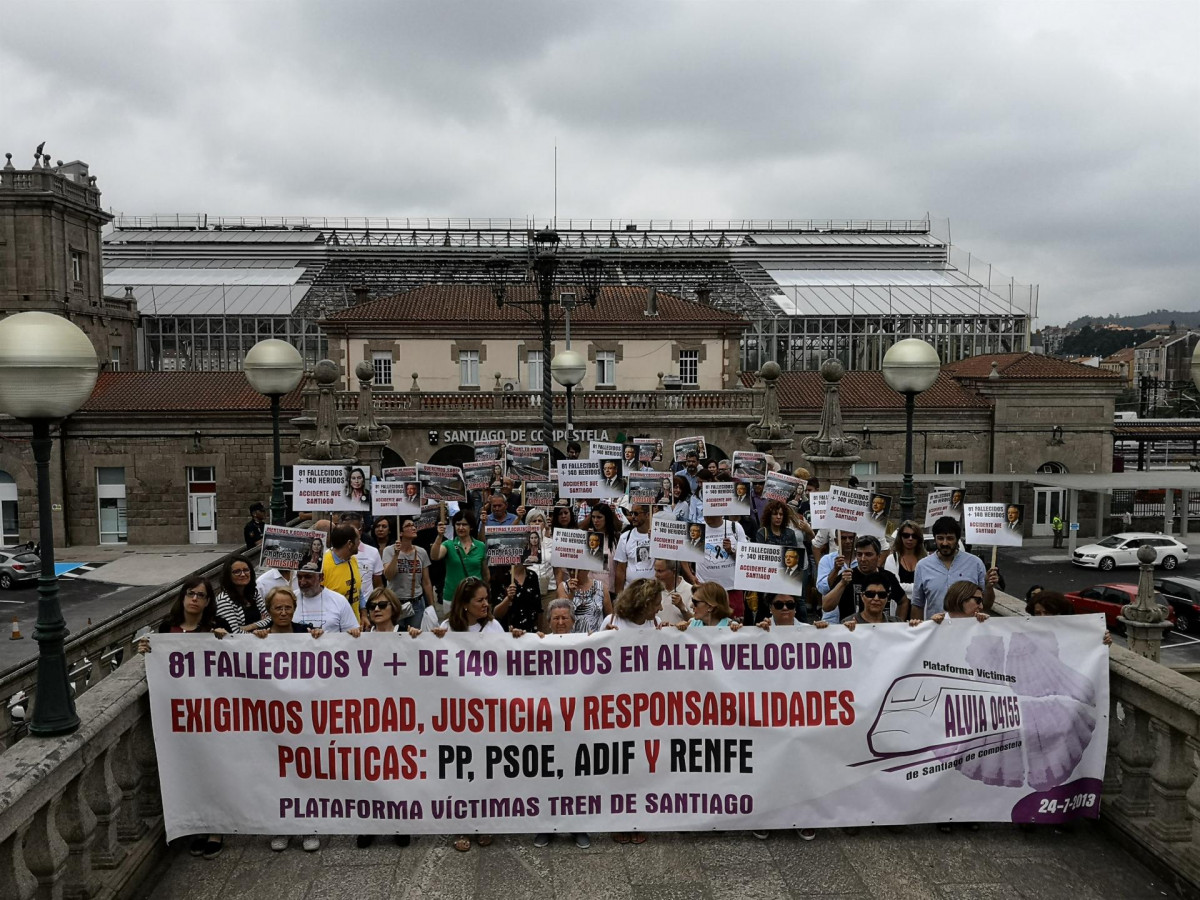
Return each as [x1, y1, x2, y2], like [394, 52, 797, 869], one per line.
[1072, 532, 1190, 572]
[0, 548, 41, 589]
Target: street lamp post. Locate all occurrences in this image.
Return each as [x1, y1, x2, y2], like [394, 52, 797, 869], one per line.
[881, 339, 942, 523]
[486, 232, 602, 458]
[244, 339, 306, 526]
[0, 311, 99, 735]
[551, 349, 587, 437]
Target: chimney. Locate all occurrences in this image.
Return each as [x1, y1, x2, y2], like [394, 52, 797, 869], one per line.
[644, 287, 658, 318]
[352, 285, 371, 305]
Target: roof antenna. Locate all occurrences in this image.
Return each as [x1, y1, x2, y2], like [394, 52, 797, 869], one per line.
[553, 140, 557, 229]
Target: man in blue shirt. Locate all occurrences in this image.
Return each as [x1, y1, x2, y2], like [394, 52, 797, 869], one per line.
[816, 531, 858, 594]
[479, 491, 520, 536]
[912, 516, 999, 619]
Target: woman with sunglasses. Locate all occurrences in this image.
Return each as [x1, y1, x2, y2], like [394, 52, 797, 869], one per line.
[884, 520, 926, 607]
[678, 582, 741, 630]
[214, 555, 268, 633]
[941, 580, 990, 622]
[137, 576, 230, 859]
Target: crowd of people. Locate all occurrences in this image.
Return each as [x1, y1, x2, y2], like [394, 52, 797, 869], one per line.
[147, 453, 1102, 859]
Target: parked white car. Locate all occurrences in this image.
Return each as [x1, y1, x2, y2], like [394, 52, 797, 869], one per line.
[1072, 532, 1189, 572]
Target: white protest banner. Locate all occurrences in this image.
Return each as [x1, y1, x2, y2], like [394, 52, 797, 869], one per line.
[589, 440, 625, 461]
[382, 467, 415, 483]
[703, 482, 748, 517]
[557, 460, 602, 499]
[673, 436, 707, 463]
[509, 445, 550, 482]
[146, 615, 1110, 839]
[293, 466, 351, 511]
[965, 503, 1025, 548]
[550, 527, 607, 572]
[650, 514, 705, 563]
[634, 437, 664, 465]
[828, 485, 881, 537]
[522, 482, 556, 509]
[372, 481, 421, 516]
[486, 525, 534, 566]
[732, 451, 768, 482]
[763, 472, 803, 504]
[925, 488, 954, 527]
[416, 464, 467, 503]
[628, 472, 672, 506]
[808, 492, 829, 529]
[462, 461, 498, 492]
[733, 542, 808, 595]
[261, 525, 320, 571]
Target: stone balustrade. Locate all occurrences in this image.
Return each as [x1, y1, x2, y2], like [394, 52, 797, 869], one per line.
[0, 658, 163, 900]
[304, 388, 761, 420]
[0, 547, 246, 750]
[0, 167, 101, 210]
[991, 590, 1200, 893]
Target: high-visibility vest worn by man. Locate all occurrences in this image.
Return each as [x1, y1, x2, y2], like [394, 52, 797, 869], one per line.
[1051, 515, 1064, 548]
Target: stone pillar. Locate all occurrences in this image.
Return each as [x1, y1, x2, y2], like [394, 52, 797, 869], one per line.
[297, 360, 357, 467]
[800, 359, 860, 488]
[745, 361, 795, 462]
[1119, 544, 1171, 662]
[343, 360, 392, 476]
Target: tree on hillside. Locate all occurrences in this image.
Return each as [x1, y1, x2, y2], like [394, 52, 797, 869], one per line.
[1061, 327, 1153, 358]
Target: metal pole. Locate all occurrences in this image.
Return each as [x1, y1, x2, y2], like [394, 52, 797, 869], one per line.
[900, 392, 916, 523]
[270, 394, 286, 526]
[29, 419, 79, 736]
[542, 282, 554, 456]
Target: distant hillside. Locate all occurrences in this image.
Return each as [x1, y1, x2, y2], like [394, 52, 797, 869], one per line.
[1064, 309, 1200, 330]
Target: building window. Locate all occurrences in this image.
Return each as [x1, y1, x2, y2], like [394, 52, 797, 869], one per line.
[934, 460, 963, 476]
[679, 349, 699, 386]
[109, 346, 121, 372]
[0, 470, 18, 545]
[187, 466, 218, 545]
[372, 351, 392, 387]
[526, 350, 543, 391]
[70, 251, 83, 284]
[460, 350, 479, 387]
[96, 467, 127, 545]
[851, 461, 878, 491]
[596, 351, 616, 387]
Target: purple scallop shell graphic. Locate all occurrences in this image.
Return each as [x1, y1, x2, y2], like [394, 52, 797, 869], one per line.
[957, 630, 1098, 795]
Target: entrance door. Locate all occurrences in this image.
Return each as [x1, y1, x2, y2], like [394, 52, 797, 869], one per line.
[1033, 487, 1066, 537]
[187, 466, 218, 544]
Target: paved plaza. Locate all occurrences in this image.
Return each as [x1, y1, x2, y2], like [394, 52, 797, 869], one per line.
[144, 822, 1181, 900]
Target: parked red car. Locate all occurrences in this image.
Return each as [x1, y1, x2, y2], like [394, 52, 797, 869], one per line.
[1064, 583, 1176, 632]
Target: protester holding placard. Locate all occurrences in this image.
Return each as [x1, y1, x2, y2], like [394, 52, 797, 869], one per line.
[558, 567, 610, 633]
[587, 503, 621, 591]
[884, 520, 926, 602]
[431, 507, 486, 606]
[670, 475, 703, 524]
[492, 553, 542, 633]
[822, 536, 908, 623]
[690, 514, 746, 616]
[479, 492, 519, 535]
[652, 558, 693, 624]
[382, 517, 436, 630]
[613, 504, 655, 590]
[911, 516, 999, 620]
[816, 531, 857, 595]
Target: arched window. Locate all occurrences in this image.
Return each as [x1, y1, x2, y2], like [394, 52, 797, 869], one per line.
[381, 447, 406, 470]
[0, 470, 17, 546]
[1037, 462, 1068, 474]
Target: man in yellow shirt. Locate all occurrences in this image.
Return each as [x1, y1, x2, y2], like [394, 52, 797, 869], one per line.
[322, 524, 363, 620]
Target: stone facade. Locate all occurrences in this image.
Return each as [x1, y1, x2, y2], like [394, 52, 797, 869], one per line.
[0, 153, 138, 368]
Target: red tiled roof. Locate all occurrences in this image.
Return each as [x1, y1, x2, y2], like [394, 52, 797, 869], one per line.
[942, 352, 1122, 380]
[324, 285, 746, 327]
[740, 371, 991, 411]
[81, 372, 309, 413]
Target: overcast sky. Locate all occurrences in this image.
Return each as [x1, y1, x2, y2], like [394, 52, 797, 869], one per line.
[3, 0, 1196, 325]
